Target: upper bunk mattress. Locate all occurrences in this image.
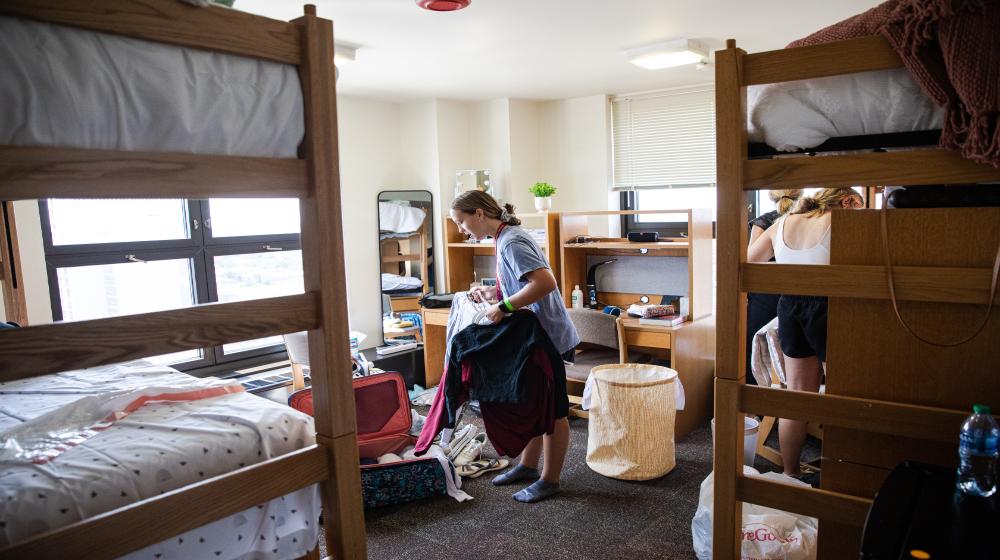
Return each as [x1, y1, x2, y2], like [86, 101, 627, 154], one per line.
[0, 16, 304, 157]
[0, 361, 320, 559]
[747, 68, 944, 152]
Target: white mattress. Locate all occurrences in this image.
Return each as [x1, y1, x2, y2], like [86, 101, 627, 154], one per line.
[381, 273, 423, 292]
[0, 361, 320, 559]
[378, 202, 426, 234]
[0, 16, 303, 157]
[747, 68, 943, 152]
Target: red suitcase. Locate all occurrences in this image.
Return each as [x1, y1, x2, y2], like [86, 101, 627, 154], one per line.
[289, 372, 449, 508]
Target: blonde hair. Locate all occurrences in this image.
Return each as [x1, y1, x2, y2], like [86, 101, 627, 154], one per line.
[769, 189, 803, 215]
[451, 190, 521, 226]
[792, 188, 862, 217]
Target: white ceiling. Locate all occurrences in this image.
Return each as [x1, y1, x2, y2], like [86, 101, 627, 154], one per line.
[236, 0, 882, 102]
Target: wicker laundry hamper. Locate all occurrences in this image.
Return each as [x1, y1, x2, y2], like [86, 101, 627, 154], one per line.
[586, 363, 677, 480]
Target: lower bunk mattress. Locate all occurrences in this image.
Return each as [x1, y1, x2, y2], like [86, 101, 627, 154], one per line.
[0, 361, 320, 559]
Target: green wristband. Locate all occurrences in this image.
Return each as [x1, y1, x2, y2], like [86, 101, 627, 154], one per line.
[502, 298, 515, 313]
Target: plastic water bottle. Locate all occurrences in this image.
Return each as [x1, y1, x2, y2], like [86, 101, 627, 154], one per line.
[571, 285, 583, 309]
[956, 404, 999, 497]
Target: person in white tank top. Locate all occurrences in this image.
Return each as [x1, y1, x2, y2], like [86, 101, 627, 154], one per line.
[748, 187, 864, 477]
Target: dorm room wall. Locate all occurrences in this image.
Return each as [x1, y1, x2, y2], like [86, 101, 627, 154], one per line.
[536, 95, 617, 235]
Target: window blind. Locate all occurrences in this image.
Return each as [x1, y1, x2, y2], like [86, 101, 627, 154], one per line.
[611, 87, 716, 190]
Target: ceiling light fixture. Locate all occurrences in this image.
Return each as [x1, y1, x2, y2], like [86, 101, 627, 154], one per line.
[624, 39, 709, 70]
[334, 44, 357, 65]
[416, 0, 471, 11]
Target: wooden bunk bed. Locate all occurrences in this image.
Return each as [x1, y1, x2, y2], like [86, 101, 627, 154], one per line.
[713, 35, 1000, 558]
[381, 221, 430, 314]
[0, 1, 366, 559]
[0, 201, 27, 326]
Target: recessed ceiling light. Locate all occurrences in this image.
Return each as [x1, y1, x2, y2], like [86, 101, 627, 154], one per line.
[624, 39, 709, 70]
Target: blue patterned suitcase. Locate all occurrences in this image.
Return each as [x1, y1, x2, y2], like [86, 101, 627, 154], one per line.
[289, 372, 449, 508]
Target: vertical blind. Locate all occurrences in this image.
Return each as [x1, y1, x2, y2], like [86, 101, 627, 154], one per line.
[611, 87, 716, 190]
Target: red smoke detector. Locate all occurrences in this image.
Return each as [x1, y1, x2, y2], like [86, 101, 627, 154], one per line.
[416, 0, 470, 11]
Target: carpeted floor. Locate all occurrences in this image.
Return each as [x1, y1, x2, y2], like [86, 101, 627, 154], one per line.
[322, 411, 817, 560]
[363, 413, 712, 560]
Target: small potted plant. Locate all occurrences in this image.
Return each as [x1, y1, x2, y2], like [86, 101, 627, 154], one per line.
[529, 182, 556, 211]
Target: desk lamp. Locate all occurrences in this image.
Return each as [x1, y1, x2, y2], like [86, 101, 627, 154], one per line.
[586, 259, 617, 309]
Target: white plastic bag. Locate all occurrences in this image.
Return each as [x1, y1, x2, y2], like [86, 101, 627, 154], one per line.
[691, 467, 818, 560]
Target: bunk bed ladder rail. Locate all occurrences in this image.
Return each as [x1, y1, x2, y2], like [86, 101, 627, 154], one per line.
[0, 2, 366, 559]
[713, 37, 1000, 559]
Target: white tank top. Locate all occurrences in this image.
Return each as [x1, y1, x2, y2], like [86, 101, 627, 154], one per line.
[772, 215, 831, 265]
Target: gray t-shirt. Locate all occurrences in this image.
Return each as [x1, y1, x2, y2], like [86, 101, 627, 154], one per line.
[496, 225, 580, 354]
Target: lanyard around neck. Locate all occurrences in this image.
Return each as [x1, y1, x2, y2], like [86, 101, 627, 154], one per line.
[494, 222, 508, 301]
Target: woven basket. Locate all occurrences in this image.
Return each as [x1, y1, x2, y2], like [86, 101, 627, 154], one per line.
[585, 363, 677, 480]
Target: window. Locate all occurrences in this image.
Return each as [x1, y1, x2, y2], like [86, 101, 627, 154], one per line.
[41, 199, 302, 374]
[612, 87, 716, 190]
[612, 88, 716, 237]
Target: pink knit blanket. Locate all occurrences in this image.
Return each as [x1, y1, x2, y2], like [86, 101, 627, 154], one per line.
[788, 0, 1000, 168]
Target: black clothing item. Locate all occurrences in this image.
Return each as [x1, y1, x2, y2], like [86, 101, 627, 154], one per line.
[744, 211, 782, 382]
[561, 349, 576, 364]
[446, 310, 569, 421]
[745, 292, 781, 383]
[749, 210, 780, 234]
[418, 292, 455, 308]
[777, 295, 829, 362]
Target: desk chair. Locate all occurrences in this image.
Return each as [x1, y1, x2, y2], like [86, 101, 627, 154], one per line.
[565, 308, 649, 419]
[750, 318, 824, 469]
[282, 331, 310, 391]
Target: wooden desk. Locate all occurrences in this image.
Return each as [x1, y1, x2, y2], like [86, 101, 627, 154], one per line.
[421, 307, 450, 388]
[620, 315, 716, 438]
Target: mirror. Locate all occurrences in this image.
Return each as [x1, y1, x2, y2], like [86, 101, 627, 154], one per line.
[454, 169, 493, 199]
[378, 191, 434, 346]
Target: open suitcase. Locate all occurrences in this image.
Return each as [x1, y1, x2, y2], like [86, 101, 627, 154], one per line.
[288, 371, 449, 508]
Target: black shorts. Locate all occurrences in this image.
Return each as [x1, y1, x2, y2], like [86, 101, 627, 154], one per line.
[777, 295, 828, 362]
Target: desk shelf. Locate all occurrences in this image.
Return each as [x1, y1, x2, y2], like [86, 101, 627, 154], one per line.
[443, 212, 560, 292]
[562, 240, 688, 250]
[558, 209, 713, 321]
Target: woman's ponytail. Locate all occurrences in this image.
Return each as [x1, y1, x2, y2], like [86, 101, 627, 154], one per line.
[501, 203, 521, 226]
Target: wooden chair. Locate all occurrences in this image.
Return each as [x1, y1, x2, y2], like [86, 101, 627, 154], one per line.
[564, 308, 646, 419]
[749, 318, 823, 469]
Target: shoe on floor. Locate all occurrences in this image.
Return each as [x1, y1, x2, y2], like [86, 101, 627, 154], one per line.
[453, 433, 487, 466]
[456, 458, 510, 478]
[446, 425, 479, 461]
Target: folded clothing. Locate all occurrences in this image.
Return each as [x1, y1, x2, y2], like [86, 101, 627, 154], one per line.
[627, 304, 675, 318]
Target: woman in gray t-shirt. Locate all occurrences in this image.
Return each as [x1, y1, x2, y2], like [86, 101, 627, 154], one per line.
[450, 190, 579, 503]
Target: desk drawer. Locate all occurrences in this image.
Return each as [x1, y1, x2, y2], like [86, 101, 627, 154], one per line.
[390, 296, 420, 312]
[625, 329, 671, 350]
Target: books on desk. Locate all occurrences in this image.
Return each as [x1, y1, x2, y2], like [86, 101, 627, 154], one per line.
[638, 314, 688, 327]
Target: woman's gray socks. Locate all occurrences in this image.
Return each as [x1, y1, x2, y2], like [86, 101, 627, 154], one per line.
[512, 479, 560, 503]
[490, 463, 539, 486]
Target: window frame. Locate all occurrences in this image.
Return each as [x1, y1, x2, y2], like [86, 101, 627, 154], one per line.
[39, 199, 301, 375]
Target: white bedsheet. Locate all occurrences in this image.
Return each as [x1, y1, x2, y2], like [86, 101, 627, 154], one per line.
[378, 202, 426, 234]
[748, 68, 943, 152]
[0, 361, 320, 559]
[0, 16, 303, 157]
[381, 273, 423, 292]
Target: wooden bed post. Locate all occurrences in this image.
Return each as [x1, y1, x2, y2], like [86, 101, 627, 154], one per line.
[713, 38, 748, 560]
[0, 201, 28, 326]
[294, 5, 368, 559]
